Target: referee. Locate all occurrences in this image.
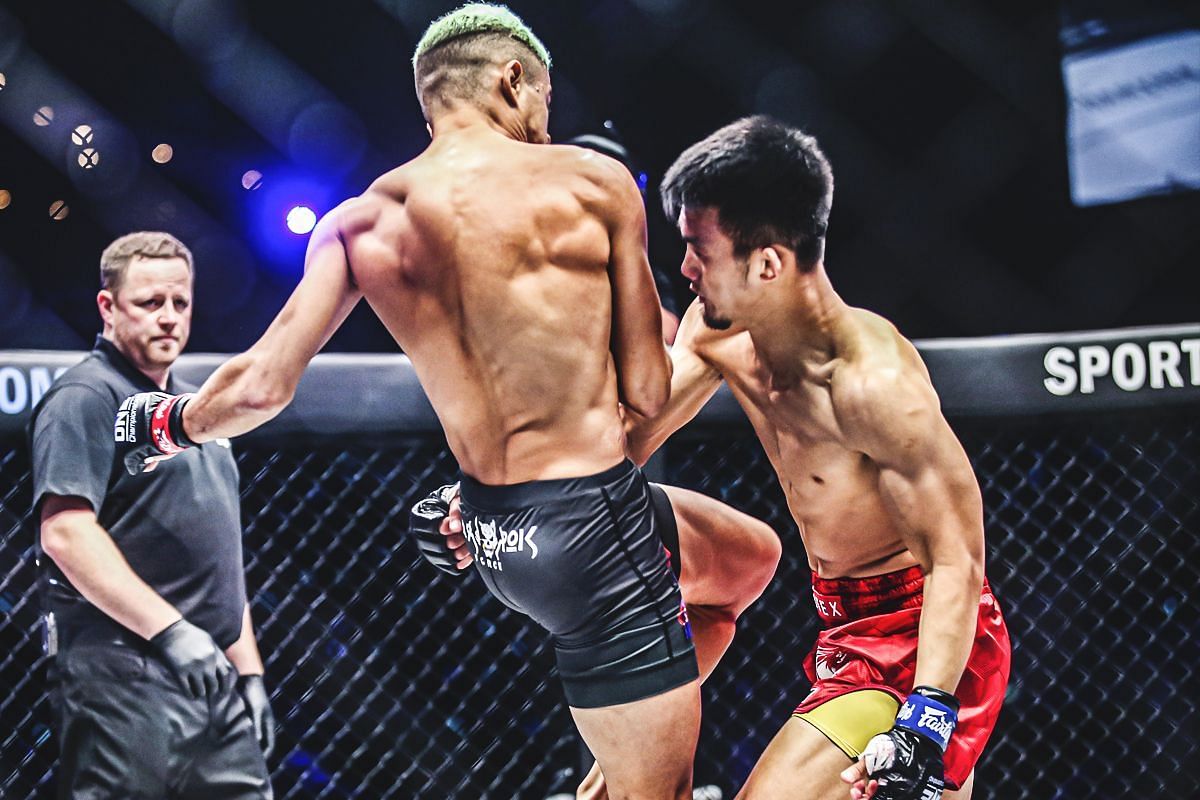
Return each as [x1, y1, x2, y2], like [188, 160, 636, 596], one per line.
[30, 232, 274, 799]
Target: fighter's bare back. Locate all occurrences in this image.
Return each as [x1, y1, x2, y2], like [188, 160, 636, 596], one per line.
[329, 128, 662, 485]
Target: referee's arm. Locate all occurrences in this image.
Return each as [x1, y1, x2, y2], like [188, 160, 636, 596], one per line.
[223, 603, 265, 675]
[40, 495, 182, 640]
[34, 382, 183, 641]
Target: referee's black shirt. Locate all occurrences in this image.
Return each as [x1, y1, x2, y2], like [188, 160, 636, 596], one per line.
[29, 336, 246, 648]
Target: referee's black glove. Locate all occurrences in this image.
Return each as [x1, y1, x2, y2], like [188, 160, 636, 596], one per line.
[408, 483, 471, 576]
[150, 619, 235, 700]
[237, 674, 276, 758]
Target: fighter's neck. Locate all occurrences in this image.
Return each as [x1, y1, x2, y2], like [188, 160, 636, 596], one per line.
[746, 266, 850, 375]
[429, 107, 528, 143]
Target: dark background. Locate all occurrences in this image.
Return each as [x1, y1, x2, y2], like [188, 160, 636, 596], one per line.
[1, 0, 1198, 355]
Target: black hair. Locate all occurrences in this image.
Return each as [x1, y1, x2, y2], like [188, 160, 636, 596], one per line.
[661, 115, 833, 265]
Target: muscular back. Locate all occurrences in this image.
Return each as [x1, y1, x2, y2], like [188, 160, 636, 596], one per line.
[338, 130, 654, 484]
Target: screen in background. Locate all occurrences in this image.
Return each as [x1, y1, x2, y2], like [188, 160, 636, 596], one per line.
[1060, 0, 1200, 206]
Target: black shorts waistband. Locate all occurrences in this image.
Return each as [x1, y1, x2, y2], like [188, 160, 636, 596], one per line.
[459, 459, 635, 511]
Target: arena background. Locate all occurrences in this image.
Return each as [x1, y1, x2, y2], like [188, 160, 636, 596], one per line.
[1, 1, 1199, 799]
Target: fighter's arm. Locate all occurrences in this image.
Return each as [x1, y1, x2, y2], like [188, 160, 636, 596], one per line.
[624, 299, 724, 465]
[182, 207, 364, 442]
[39, 496, 183, 639]
[605, 166, 671, 419]
[839, 366, 985, 692]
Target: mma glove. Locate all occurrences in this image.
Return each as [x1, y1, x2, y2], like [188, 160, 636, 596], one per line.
[237, 674, 277, 758]
[408, 483, 466, 577]
[861, 685, 959, 800]
[150, 618, 236, 700]
[115, 391, 196, 475]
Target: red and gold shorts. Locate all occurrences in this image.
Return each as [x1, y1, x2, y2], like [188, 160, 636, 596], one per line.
[793, 565, 1011, 790]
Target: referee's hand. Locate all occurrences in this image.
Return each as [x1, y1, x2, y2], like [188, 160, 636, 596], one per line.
[237, 674, 276, 758]
[150, 619, 235, 699]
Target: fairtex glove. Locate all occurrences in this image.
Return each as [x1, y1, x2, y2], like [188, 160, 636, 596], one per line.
[407, 483, 466, 577]
[115, 391, 196, 475]
[861, 685, 959, 800]
[150, 618, 235, 700]
[237, 674, 277, 758]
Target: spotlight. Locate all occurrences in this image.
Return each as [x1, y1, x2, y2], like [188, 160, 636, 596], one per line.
[33, 106, 54, 126]
[0, 189, 10, 210]
[0, 73, 7, 92]
[48, 200, 69, 220]
[242, 169, 263, 191]
[71, 124, 93, 146]
[286, 205, 316, 235]
[77, 147, 101, 169]
[152, 143, 174, 164]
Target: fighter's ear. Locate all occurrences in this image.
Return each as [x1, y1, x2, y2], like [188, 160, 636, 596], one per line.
[499, 59, 524, 108]
[757, 246, 783, 282]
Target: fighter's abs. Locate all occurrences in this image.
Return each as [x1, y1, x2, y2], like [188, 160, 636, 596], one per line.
[735, 386, 913, 576]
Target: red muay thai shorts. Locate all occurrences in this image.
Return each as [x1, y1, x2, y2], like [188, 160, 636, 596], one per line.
[793, 564, 1011, 790]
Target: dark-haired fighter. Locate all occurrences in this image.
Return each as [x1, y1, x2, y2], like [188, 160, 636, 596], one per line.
[628, 117, 1011, 800]
[111, 5, 710, 798]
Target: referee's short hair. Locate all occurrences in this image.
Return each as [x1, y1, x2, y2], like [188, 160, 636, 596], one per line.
[100, 232, 194, 293]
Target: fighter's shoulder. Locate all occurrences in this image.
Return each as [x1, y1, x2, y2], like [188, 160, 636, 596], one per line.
[553, 142, 624, 176]
[831, 309, 936, 419]
[554, 144, 641, 202]
[319, 175, 410, 240]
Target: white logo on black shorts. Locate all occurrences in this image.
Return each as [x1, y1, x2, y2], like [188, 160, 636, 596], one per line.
[463, 518, 538, 571]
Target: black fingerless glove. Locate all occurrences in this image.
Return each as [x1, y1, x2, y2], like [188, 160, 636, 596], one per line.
[407, 483, 465, 577]
[861, 685, 960, 800]
[115, 392, 196, 475]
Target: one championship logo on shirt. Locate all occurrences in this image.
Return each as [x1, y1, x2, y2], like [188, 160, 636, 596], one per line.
[462, 518, 538, 571]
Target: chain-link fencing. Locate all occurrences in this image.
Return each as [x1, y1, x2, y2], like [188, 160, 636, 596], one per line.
[2, 347, 1199, 799]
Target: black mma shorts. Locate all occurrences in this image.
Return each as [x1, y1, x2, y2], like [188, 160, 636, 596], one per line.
[458, 459, 697, 708]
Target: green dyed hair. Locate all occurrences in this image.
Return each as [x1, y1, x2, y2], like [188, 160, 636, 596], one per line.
[412, 4, 551, 69]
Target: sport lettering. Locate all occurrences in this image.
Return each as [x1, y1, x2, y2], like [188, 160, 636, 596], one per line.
[1044, 338, 1200, 396]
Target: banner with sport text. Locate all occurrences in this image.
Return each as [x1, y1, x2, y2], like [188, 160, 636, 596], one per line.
[1, 322, 1198, 438]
